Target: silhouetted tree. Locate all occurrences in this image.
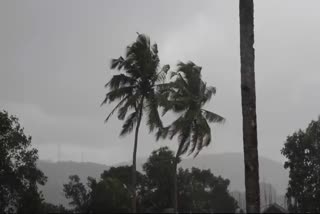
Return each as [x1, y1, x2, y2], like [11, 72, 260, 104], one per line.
[89, 177, 130, 213]
[177, 167, 238, 213]
[63, 147, 238, 213]
[157, 61, 224, 212]
[141, 147, 237, 213]
[142, 147, 178, 211]
[102, 33, 169, 212]
[40, 202, 70, 213]
[281, 117, 320, 213]
[0, 110, 47, 213]
[100, 166, 145, 212]
[239, 0, 260, 212]
[63, 175, 91, 212]
[63, 167, 146, 213]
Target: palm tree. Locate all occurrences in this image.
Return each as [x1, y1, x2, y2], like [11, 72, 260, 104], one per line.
[157, 61, 224, 213]
[239, 0, 260, 213]
[102, 34, 169, 213]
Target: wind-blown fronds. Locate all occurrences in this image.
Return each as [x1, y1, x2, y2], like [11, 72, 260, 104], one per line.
[159, 61, 224, 157]
[103, 33, 167, 138]
[120, 112, 138, 136]
[105, 74, 136, 89]
[201, 109, 225, 123]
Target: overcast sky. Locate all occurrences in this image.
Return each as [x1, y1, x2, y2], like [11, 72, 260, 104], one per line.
[1, 0, 319, 165]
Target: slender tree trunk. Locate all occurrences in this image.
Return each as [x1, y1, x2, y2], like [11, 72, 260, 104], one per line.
[173, 144, 183, 214]
[239, 0, 260, 213]
[131, 98, 144, 213]
[173, 158, 178, 213]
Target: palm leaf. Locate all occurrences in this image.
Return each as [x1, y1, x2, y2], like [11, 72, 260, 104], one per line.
[201, 109, 225, 123]
[103, 86, 136, 103]
[103, 95, 130, 123]
[105, 74, 136, 89]
[120, 112, 138, 136]
[117, 93, 141, 120]
[145, 92, 163, 132]
[110, 57, 125, 70]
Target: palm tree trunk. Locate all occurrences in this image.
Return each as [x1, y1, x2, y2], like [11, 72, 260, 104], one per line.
[239, 0, 260, 213]
[131, 98, 144, 213]
[173, 144, 183, 213]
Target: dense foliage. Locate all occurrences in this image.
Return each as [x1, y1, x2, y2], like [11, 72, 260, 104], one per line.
[281, 117, 320, 213]
[0, 111, 47, 213]
[63, 147, 238, 213]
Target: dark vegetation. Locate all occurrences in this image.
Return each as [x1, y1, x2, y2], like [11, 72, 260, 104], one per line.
[281, 117, 320, 213]
[63, 147, 238, 213]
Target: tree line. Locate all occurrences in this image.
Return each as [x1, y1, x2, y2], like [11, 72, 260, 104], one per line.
[63, 147, 238, 213]
[0, 110, 238, 213]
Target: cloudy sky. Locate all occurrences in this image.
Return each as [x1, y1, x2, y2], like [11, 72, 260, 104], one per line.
[1, 0, 319, 165]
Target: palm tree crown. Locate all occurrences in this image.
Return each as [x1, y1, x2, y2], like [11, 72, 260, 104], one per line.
[102, 34, 168, 135]
[158, 61, 224, 157]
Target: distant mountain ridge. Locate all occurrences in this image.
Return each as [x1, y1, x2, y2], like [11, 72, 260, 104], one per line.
[38, 153, 288, 207]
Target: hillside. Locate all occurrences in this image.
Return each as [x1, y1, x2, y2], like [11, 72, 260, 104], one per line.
[38, 153, 288, 207]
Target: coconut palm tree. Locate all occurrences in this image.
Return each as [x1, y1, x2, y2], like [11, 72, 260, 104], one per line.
[102, 34, 169, 213]
[157, 61, 224, 213]
[239, 0, 260, 213]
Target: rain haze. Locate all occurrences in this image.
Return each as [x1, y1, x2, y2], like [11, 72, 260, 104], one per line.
[1, 0, 320, 165]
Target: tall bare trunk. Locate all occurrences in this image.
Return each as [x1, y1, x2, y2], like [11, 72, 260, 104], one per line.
[131, 98, 144, 213]
[239, 0, 260, 213]
[173, 144, 182, 214]
[173, 158, 178, 213]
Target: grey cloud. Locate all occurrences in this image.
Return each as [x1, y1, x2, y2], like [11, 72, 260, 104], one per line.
[1, 0, 320, 164]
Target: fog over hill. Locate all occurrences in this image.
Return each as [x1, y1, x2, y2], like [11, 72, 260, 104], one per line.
[38, 153, 288, 207]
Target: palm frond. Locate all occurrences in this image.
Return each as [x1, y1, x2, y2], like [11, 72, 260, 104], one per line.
[179, 138, 191, 157]
[136, 34, 150, 48]
[157, 61, 224, 158]
[189, 121, 200, 156]
[103, 86, 136, 104]
[201, 109, 225, 123]
[110, 57, 125, 70]
[120, 112, 138, 136]
[151, 43, 158, 54]
[203, 85, 216, 102]
[105, 74, 136, 89]
[161, 64, 170, 74]
[155, 126, 170, 141]
[103, 95, 129, 123]
[177, 61, 197, 80]
[178, 123, 192, 146]
[168, 116, 185, 139]
[194, 117, 211, 157]
[117, 93, 141, 120]
[145, 92, 163, 132]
